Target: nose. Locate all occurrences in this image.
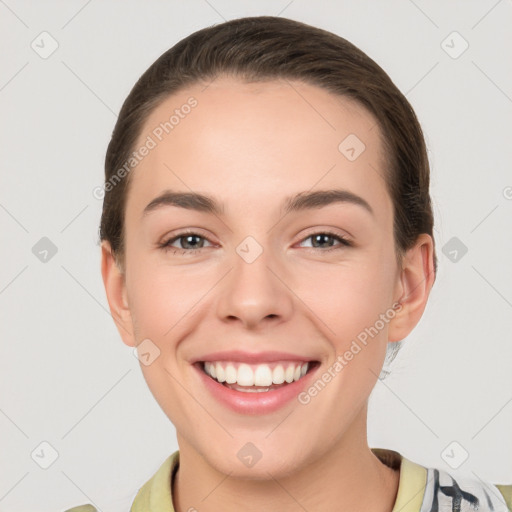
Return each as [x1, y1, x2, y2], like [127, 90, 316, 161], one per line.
[216, 246, 294, 330]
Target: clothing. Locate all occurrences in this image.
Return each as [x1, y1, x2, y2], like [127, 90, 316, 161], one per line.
[65, 448, 512, 512]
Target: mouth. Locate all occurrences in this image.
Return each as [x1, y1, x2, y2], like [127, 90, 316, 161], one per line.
[192, 359, 320, 414]
[197, 360, 320, 392]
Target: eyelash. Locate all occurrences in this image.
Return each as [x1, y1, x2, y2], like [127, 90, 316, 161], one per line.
[157, 229, 353, 255]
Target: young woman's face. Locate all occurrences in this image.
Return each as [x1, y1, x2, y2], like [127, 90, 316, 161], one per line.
[117, 78, 407, 476]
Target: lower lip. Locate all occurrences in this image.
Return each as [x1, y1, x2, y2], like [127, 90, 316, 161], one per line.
[194, 362, 319, 415]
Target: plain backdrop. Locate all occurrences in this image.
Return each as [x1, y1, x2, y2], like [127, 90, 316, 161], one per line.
[1, 1, 511, 511]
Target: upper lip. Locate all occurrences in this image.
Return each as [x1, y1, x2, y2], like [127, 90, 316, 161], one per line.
[191, 350, 318, 364]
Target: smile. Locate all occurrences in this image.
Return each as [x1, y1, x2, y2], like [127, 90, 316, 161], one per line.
[202, 361, 311, 391]
[194, 359, 320, 414]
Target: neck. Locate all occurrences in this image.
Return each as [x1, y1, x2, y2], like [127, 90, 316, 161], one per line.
[173, 411, 400, 512]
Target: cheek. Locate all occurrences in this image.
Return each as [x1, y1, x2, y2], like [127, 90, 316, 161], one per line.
[296, 262, 394, 409]
[127, 266, 197, 415]
[127, 260, 215, 351]
[126, 262, 177, 342]
[296, 257, 395, 343]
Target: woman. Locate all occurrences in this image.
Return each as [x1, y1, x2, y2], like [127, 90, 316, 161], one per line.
[68, 15, 511, 512]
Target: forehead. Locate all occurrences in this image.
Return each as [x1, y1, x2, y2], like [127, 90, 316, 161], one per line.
[126, 77, 391, 223]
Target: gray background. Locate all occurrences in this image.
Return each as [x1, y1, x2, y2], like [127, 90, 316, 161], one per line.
[1, 1, 511, 511]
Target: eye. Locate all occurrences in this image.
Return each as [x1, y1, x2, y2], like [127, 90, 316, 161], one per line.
[297, 230, 352, 252]
[158, 229, 353, 255]
[158, 230, 213, 253]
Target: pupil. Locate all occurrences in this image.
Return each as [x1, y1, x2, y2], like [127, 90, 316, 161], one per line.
[314, 234, 332, 248]
[184, 235, 201, 249]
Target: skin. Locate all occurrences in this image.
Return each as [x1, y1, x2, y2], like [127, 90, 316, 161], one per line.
[101, 77, 435, 512]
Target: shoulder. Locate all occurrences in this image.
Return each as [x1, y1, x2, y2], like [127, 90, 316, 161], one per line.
[372, 448, 512, 512]
[496, 484, 512, 511]
[414, 462, 511, 512]
[62, 451, 179, 512]
[63, 451, 512, 512]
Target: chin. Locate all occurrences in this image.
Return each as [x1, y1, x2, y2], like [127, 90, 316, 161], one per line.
[202, 440, 309, 480]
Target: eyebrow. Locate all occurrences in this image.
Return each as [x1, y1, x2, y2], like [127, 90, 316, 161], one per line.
[141, 188, 374, 219]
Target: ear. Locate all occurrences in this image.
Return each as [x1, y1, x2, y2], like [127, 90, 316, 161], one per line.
[100, 240, 136, 347]
[388, 233, 435, 343]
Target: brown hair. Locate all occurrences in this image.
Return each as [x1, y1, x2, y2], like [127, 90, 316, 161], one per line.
[100, 14, 437, 281]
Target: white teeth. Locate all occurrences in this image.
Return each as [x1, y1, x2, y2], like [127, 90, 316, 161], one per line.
[205, 362, 215, 378]
[215, 363, 226, 383]
[285, 365, 295, 383]
[229, 384, 270, 393]
[254, 365, 273, 386]
[272, 364, 285, 384]
[225, 364, 237, 384]
[203, 361, 310, 388]
[237, 364, 254, 386]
